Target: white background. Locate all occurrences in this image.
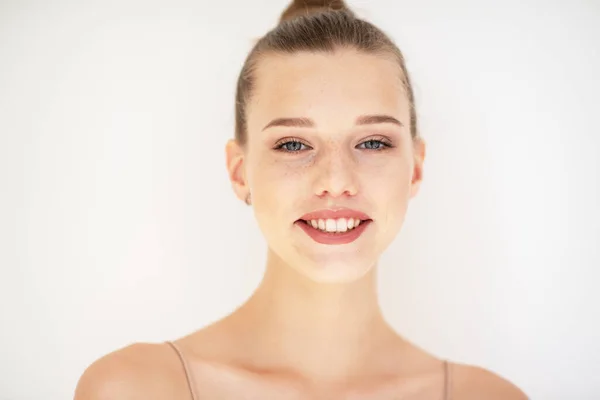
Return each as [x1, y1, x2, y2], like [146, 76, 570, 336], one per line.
[1, 0, 599, 399]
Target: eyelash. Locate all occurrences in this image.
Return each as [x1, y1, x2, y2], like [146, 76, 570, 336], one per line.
[273, 136, 393, 153]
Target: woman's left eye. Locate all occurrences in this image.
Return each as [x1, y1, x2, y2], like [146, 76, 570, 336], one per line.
[357, 139, 391, 150]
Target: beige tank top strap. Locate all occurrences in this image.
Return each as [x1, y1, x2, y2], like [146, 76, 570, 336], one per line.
[166, 341, 199, 400]
[443, 360, 453, 400]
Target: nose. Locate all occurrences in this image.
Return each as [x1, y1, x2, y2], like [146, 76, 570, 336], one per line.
[312, 149, 359, 199]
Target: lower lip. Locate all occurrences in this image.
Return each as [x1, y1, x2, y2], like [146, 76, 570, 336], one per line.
[295, 220, 372, 245]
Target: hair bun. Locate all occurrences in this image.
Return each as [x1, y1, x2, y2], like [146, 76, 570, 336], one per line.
[279, 0, 352, 23]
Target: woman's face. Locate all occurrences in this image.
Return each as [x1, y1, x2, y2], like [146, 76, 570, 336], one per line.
[227, 49, 425, 283]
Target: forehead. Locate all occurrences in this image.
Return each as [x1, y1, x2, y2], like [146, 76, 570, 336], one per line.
[246, 49, 409, 133]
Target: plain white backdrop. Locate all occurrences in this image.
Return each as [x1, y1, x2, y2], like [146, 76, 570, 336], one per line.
[1, 0, 599, 398]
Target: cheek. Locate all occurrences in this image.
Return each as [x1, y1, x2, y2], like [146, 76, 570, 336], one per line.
[359, 152, 413, 191]
[249, 155, 311, 208]
[360, 157, 413, 226]
[367, 173, 411, 216]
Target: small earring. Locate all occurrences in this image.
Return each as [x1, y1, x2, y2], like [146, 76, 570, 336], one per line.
[245, 193, 251, 205]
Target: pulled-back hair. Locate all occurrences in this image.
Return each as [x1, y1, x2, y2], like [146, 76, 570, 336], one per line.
[234, 0, 418, 145]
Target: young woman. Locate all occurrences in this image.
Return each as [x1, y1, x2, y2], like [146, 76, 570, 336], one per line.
[75, 1, 528, 398]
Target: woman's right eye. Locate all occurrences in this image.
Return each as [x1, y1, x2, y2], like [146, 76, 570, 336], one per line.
[274, 139, 310, 153]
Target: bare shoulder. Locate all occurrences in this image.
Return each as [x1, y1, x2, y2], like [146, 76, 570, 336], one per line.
[450, 363, 528, 400]
[74, 342, 190, 400]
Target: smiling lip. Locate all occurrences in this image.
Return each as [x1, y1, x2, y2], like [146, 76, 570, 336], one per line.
[298, 208, 371, 221]
[295, 208, 373, 245]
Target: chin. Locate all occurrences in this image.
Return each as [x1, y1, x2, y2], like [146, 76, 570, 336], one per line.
[293, 257, 377, 284]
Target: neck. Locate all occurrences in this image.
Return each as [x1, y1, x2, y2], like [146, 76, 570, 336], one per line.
[229, 249, 398, 381]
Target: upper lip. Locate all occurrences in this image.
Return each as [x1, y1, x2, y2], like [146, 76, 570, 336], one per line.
[298, 208, 372, 222]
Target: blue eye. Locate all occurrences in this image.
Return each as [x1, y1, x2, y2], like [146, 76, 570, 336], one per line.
[274, 139, 310, 153]
[357, 139, 391, 150]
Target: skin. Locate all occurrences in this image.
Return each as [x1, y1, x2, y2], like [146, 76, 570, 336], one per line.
[74, 49, 528, 399]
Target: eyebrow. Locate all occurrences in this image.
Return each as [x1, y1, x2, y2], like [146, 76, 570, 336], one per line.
[261, 114, 404, 131]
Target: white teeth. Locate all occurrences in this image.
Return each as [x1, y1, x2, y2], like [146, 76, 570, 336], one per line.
[325, 219, 337, 232]
[336, 218, 348, 232]
[318, 219, 325, 230]
[307, 218, 363, 233]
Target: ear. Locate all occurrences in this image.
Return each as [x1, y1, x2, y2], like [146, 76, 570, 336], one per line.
[225, 139, 249, 203]
[409, 137, 426, 199]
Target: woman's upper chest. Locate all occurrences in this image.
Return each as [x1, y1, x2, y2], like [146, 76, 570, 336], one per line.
[191, 364, 446, 400]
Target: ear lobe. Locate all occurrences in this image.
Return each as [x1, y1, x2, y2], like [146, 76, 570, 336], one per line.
[409, 137, 426, 198]
[225, 139, 249, 203]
